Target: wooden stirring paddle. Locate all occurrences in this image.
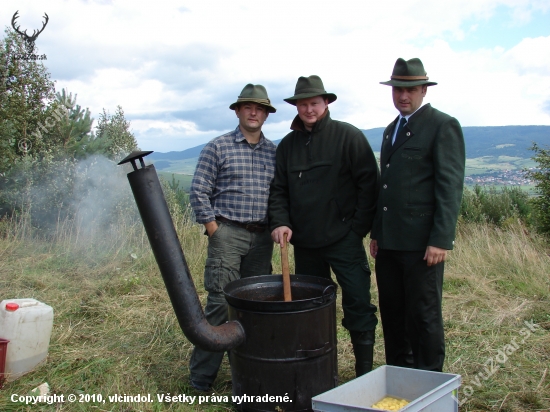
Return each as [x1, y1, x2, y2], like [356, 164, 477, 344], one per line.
[281, 233, 292, 301]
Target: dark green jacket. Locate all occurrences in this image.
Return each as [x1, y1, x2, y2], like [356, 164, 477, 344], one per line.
[269, 111, 379, 248]
[371, 104, 466, 251]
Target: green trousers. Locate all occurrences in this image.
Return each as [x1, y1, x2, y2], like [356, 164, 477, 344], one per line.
[189, 221, 273, 386]
[293, 230, 378, 332]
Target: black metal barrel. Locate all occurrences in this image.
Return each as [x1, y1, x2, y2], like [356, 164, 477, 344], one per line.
[224, 275, 338, 412]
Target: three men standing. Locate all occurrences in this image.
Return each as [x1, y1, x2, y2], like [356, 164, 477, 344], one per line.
[370, 58, 466, 371]
[269, 75, 380, 377]
[189, 84, 277, 391]
[188, 62, 465, 390]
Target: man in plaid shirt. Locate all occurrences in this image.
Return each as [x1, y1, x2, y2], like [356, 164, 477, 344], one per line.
[188, 84, 277, 391]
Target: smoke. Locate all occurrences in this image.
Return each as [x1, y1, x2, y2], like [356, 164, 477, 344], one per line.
[69, 155, 138, 239]
[4, 154, 140, 246]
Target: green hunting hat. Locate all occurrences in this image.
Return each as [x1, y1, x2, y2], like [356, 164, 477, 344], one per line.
[229, 84, 276, 113]
[380, 58, 438, 87]
[284, 75, 337, 105]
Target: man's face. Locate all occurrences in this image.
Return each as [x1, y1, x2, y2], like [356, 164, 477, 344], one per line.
[296, 96, 328, 129]
[235, 103, 269, 133]
[392, 85, 427, 116]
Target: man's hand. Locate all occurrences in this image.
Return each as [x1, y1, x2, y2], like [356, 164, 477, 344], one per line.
[369, 239, 378, 258]
[204, 221, 219, 237]
[271, 226, 292, 248]
[423, 246, 447, 266]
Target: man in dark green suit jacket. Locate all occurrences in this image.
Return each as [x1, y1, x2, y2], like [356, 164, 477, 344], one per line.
[370, 58, 465, 372]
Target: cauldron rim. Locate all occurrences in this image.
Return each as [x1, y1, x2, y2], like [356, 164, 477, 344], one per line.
[223, 274, 337, 312]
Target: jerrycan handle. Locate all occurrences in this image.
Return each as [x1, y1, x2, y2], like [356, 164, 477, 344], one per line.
[19, 300, 40, 308]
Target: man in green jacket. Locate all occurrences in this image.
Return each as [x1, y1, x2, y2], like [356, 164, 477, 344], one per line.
[269, 75, 380, 376]
[370, 58, 466, 372]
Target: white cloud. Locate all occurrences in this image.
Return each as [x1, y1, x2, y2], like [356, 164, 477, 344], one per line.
[1, 0, 549, 150]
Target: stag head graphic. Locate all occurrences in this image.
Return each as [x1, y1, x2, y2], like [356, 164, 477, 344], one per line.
[11, 11, 49, 55]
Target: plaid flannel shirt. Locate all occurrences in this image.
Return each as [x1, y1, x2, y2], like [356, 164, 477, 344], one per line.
[190, 126, 277, 224]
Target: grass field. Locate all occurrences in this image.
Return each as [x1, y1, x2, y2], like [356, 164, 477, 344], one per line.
[0, 215, 549, 411]
[154, 159, 199, 176]
[465, 157, 537, 176]
[157, 172, 194, 193]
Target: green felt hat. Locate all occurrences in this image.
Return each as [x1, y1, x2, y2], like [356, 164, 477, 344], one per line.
[284, 75, 337, 105]
[380, 58, 438, 87]
[229, 84, 276, 113]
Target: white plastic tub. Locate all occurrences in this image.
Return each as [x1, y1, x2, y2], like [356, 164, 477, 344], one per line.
[0, 299, 54, 381]
[312, 365, 461, 412]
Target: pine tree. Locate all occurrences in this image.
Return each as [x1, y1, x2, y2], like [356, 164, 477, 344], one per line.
[0, 28, 55, 173]
[94, 105, 138, 160]
[42, 88, 94, 156]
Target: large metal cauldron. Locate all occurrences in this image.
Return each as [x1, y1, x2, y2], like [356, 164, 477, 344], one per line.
[225, 275, 337, 412]
[119, 152, 338, 412]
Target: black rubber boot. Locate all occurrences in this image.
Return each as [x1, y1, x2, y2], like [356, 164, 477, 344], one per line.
[350, 330, 375, 377]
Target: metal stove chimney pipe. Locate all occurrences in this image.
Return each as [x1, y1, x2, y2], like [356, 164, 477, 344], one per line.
[119, 151, 245, 351]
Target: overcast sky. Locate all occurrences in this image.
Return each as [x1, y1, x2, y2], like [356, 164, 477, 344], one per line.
[2, 0, 549, 152]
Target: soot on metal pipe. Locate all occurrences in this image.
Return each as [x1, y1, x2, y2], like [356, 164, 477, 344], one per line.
[119, 151, 245, 351]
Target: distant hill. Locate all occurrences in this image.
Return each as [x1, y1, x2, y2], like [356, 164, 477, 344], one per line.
[149, 125, 550, 172]
[455, 126, 549, 158]
[363, 125, 550, 158]
[148, 144, 205, 161]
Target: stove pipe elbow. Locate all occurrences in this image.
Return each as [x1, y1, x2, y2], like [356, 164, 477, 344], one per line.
[119, 152, 245, 352]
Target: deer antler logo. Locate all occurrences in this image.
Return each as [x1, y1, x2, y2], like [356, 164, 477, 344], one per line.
[11, 10, 49, 55]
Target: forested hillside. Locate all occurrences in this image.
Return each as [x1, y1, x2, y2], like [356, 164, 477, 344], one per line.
[149, 125, 550, 165]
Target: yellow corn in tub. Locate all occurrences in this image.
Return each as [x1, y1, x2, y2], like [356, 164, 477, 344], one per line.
[371, 395, 410, 410]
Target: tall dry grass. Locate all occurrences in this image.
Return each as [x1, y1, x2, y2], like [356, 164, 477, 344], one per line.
[442, 221, 550, 411]
[0, 213, 548, 411]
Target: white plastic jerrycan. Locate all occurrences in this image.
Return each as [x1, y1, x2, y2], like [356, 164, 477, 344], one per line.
[0, 299, 54, 381]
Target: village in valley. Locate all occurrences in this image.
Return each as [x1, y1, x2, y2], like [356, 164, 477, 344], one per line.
[465, 168, 535, 187]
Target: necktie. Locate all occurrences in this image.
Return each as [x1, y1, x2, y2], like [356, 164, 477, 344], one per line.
[393, 117, 407, 146]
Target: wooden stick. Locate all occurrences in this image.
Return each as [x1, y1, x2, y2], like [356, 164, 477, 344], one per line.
[281, 233, 292, 302]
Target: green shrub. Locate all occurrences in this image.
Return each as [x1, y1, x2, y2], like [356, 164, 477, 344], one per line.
[525, 143, 550, 235]
[460, 185, 532, 226]
[159, 174, 191, 225]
